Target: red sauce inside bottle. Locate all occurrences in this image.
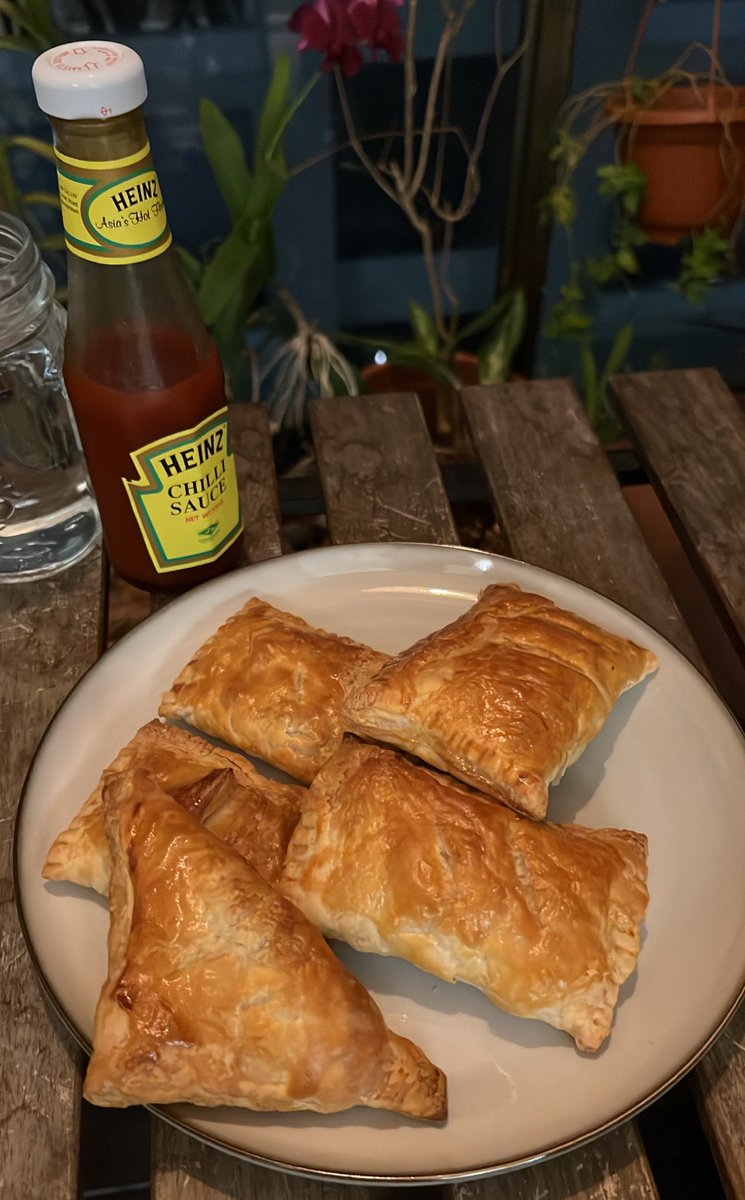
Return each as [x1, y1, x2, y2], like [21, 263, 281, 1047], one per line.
[64, 324, 242, 590]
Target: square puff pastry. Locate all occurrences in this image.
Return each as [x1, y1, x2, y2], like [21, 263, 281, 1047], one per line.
[42, 720, 303, 895]
[280, 739, 649, 1053]
[83, 769, 447, 1120]
[343, 583, 659, 819]
[159, 596, 389, 784]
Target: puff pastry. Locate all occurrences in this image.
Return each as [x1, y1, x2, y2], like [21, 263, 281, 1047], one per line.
[42, 720, 303, 895]
[343, 583, 659, 819]
[159, 597, 389, 784]
[280, 739, 649, 1052]
[83, 769, 447, 1119]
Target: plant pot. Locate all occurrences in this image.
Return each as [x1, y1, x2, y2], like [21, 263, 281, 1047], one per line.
[611, 84, 745, 244]
[361, 351, 480, 454]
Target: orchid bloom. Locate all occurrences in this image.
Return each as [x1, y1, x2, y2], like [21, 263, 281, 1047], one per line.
[289, 0, 405, 78]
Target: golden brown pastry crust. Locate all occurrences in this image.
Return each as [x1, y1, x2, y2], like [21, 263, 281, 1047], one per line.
[343, 583, 659, 819]
[83, 769, 447, 1119]
[42, 720, 303, 895]
[159, 597, 389, 784]
[280, 739, 649, 1053]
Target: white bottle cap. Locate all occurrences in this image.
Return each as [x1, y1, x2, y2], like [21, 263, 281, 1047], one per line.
[32, 41, 147, 121]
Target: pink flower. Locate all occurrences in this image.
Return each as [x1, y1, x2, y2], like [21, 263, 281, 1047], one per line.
[289, 0, 404, 77]
[349, 0, 405, 62]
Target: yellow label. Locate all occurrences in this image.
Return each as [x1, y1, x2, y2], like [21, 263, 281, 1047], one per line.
[55, 141, 172, 264]
[55, 141, 154, 170]
[124, 408, 243, 573]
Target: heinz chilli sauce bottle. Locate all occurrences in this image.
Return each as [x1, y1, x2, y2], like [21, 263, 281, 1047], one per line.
[32, 41, 243, 591]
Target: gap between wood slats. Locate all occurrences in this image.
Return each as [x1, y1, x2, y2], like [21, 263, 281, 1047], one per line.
[611, 369, 745, 665]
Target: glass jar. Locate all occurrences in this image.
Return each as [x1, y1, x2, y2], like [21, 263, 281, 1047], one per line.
[0, 213, 100, 580]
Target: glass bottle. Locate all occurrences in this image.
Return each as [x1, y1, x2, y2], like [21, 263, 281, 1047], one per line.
[0, 212, 100, 580]
[32, 40, 243, 591]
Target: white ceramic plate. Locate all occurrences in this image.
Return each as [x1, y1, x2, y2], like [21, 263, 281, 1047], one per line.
[15, 543, 745, 1185]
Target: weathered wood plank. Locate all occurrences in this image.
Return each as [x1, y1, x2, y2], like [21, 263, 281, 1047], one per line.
[462, 377, 704, 669]
[612, 368, 745, 656]
[452, 1122, 658, 1200]
[310, 393, 457, 545]
[231, 401, 284, 566]
[1, 547, 106, 1200]
[152, 1124, 437, 1200]
[694, 1009, 745, 1200]
[461, 378, 667, 1200]
[606, 371, 745, 1197]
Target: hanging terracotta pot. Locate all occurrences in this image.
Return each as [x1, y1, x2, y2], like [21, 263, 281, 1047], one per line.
[610, 84, 745, 244]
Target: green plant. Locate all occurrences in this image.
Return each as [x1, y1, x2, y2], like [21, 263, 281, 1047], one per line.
[0, 0, 62, 248]
[343, 288, 527, 388]
[292, 0, 537, 401]
[0, 134, 62, 253]
[177, 55, 318, 394]
[0, 0, 61, 52]
[545, 0, 738, 432]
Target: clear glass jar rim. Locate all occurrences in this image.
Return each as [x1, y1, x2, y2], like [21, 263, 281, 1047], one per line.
[0, 212, 41, 304]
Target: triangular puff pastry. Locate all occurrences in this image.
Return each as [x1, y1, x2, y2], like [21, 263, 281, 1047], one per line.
[280, 740, 649, 1052]
[343, 583, 658, 819]
[42, 721, 303, 895]
[159, 597, 389, 783]
[83, 769, 447, 1119]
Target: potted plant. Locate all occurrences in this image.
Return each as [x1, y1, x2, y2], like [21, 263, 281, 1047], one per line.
[288, 0, 536, 446]
[545, 0, 742, 437]
[550, 0, 745, 248]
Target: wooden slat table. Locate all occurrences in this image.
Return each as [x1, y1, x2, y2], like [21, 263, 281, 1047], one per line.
[2, 368, 745, 1200]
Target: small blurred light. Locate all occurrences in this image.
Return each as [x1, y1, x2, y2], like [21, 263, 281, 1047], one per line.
[374, 349, 387, 365]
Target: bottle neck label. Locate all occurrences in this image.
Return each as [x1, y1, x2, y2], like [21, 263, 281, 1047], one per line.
[123, 406, 243, 572]
[54, 140, 172, 264]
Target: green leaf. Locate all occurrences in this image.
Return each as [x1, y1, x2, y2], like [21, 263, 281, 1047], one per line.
[545, 183, 576, 228]
[334, 329, 424, 357]
[0, 143, 21, 215]
[373, 347, 460, 388]
[175, 245, 204, 292]
[674, 227, 729, 305]
[615, 246, 640, 274]
[548, 128, 585, 171]
[597, 163, 646, 200]
[37, 233, 66, 251]
[0, 0, 52, 48]
[455, 290, 521, 346]
[18, 189, 59, 208]
[256, 54, 292, 165]
[4, 135, 56, 162]
[23, 0, 62, 43]
[197, 225, 274, 329]
[587, 254, 622, 285]
[477, 290, 527, 383]
[602, 323, 634, 381]
[199, 99, 252, 224]
[408, 300, 439, 356]
[581, 345, 600, 428]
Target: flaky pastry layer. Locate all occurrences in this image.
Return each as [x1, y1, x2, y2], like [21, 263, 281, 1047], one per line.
[280, 739, 649, 1052]
[343, 583, 659, 819]
[159, 596, 389, 783]
[83, 770, 446, 1120]
[42, 720, 303, 895]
